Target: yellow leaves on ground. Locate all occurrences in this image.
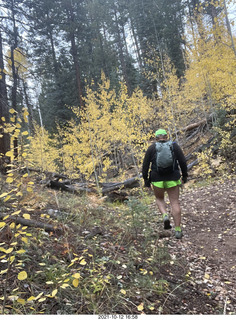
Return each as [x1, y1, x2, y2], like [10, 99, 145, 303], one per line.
[6, 177, 14, 183]
[137, 302, 144, 311]
[120, 289, 126, 295]
[79, 259, 87, 266]
[0, 192, 9, 198]
[17, 271, 27, 281]
[0, 247, 13, 254]
[23, 214, 31, 220]
[51, 289, 58, 298]
[72, 279, 79, 288]
[204, 273, 210, 280]
[0, 222, 6, 228]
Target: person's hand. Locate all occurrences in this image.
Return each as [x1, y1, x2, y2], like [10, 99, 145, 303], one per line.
[182, 176, 187, 184]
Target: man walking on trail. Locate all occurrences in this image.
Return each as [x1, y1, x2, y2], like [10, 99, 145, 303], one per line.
[142, 129, 188, 239]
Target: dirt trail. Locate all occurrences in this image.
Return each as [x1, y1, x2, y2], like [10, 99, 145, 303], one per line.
[157, 177, 236, 314]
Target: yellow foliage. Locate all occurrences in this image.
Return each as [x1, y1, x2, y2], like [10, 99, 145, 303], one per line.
[27, 123, 60, 172]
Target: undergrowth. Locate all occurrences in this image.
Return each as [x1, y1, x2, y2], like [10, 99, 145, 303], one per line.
[0, 179, 180, 315]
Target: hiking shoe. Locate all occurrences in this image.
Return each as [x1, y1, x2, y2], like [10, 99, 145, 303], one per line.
[163, 216, 172, 230]
[175, 230, 183, 239]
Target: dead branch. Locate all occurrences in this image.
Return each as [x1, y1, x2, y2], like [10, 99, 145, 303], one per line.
[0, 213, 62, 233]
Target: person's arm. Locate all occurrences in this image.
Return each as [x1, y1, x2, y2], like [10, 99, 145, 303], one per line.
[173, 143, 188, 182]
[142, 146, 152, 187]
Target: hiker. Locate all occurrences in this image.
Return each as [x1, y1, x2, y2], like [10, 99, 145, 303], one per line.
[142, 129, 188, 239]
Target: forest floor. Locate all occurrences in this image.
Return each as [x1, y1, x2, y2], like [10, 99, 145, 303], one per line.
[0, 176, 236, 315]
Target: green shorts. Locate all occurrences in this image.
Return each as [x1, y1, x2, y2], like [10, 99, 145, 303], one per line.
[152, 180, 181, 189]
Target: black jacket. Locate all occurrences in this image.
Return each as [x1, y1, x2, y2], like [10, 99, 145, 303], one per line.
[142, 141, 188, 187]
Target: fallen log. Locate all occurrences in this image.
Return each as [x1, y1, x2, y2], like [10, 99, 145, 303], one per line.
[101, 176, 141, 194]
[46, 180, 98, 194]
[0, 212, 62, 233]
[182, 119, 207, 132]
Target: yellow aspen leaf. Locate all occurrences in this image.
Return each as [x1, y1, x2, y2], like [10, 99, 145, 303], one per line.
[28, 181, 34, 185]
[23, 173, 28, 178]
[17, 298, 26, 305]
[22, 131, 28, 136]
[64, 278, 70, 283]
[6, 177, 14, 183]
[46, 281, 54, 285]
[21, 237, 28, 244]
[0, 269, 8, 275]
[1, 116, 6, 121]
[10, 256, 15, 264]
[27, 296, 36, 302]
[72, 279, 79, 288]
[10, 242, 17, 246]
[16, 192, 23, 197]
[3, 215, 9, 220]
[16, 123, 21, 128]
[9, 108, 16, 114]
[5, 151, 14, 157]
[12, 210, 21, 216]
[3, 195, 11, 202]
[16, 249, 25, 254]
[137, 303, 144, 311]
[23, 214, 30, 220]
[0, 192, 9, 198]
[38, 297, 46, 302]
[51, 289, 58, 297]
[72, 273, 81, 279]
[10, 222, 16, 229]
[5, 248, 13, 254]
[80, 259, 86, 265]
[18, 271, 27, 280]
[35, 292, 44, 300]
[27, 187, 33, 193]
[60, 283, 70, 289]
[204, 273, 210, 280]
[120, 289, 126, 295]
[0, 222, 6, 228]
[22, 153, 27, 157]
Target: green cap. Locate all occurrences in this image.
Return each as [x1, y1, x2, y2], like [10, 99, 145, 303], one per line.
[155, 129, 167, 136]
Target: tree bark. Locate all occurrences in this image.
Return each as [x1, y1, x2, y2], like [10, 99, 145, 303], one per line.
[0, 29, 10, 172]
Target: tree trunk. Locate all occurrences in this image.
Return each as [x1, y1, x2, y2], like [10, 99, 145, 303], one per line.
[22, 79, 35, 135]
[66, 4, 84, 108]
[113, 6, 131, 96]
[223, 0, 236, 58]
[129, 14, 143, 70]
[0, 29, 10, 172]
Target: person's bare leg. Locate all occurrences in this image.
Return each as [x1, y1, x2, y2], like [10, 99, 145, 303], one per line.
[152, 186, 166, 215]
[166, 186, 181, 227]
